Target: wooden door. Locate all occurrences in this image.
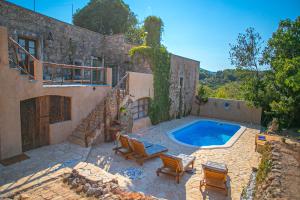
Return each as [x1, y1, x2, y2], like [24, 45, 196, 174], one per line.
[36, 96, 50, 147]
[20, 98, 37, 151]
[20, 96, 49, 152]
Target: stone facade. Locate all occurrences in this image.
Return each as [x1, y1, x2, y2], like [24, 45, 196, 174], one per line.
[0, 1, 132, 73]
[130, 52, 153, 74]
[169, 54, 200, 118]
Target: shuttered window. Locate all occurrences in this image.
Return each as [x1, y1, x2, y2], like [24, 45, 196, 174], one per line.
[49, 96, 71, 124]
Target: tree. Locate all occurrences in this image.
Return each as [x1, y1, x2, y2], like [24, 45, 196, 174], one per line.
[73, 0, 137, 35]
[263, 17, 300, 127]
[144, 16, 164, 47]
[229, 28, 266, 107]
[214, 82, 243, 100]
[125, 25, 145, 45]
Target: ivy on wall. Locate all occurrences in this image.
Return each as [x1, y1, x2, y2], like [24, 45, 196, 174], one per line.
[129, 16, 171, 125]
[149, 46, 171, 124]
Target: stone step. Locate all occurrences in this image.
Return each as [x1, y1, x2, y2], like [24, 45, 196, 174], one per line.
[72, 130, 86, 139]
[68, 135, 86, 147]
[75, 124, 87, 132]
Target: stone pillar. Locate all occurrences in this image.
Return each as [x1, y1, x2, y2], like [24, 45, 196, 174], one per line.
[0, 27, 8, 160]
[106, 67, 112, 86]
[0, 26, 9, 67]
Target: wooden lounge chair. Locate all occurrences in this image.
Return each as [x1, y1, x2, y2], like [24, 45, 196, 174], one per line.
[200, 161, 228, 195]
[113, 134, 133, 159]
[113, 134, 154, 159]
[130, 138, 168, 165]
[156, 153, 195, 183]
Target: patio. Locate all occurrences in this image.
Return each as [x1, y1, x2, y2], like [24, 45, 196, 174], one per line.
[0, 116, 260, 199]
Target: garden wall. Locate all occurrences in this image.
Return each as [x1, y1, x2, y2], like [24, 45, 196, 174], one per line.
[191, 97, 262, 124]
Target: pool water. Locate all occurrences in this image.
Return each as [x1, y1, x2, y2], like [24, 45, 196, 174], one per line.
[169, 120, 241, 147]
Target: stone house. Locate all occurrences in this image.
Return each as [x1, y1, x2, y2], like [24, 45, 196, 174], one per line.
[0, 1, 199, 160]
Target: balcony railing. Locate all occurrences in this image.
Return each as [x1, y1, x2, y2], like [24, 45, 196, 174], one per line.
[8, 37, 108, 85]
[43, 62, 107, 85]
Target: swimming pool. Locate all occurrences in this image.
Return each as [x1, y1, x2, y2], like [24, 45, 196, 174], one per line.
[168, 120, 246, 148]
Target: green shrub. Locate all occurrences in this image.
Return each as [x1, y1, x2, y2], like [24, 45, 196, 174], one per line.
[256, 143, 272, 185]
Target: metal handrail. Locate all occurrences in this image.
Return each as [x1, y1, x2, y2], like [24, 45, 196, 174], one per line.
[42, 61, 106, 70]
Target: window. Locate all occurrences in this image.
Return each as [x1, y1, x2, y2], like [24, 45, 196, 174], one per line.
[49, 96, 71, 124]
[132, 98, 150, 120]
[18, 37, 37, 76]
[91, 56, 105, 84]
[74, 61, 83, 80]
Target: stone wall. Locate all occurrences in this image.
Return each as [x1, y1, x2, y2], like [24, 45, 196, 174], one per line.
[254, 141, 300, 200]
[169, 54, 200, 118]
[0, 1, 133, 70]
[130, 52, 153, 74]
[192, 97, 262, 124]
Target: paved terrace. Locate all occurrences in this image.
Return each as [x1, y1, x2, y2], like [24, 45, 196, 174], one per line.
[0, 116, 260, 200]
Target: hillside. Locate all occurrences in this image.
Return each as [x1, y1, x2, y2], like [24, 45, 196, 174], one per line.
[199, 68, 243, 89]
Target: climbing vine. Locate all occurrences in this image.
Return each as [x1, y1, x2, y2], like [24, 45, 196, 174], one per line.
[130, 16, 171, 124]
[149, 46, 171, 124]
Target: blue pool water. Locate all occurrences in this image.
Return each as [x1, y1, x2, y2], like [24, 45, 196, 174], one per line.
[170, 120, 241, 147]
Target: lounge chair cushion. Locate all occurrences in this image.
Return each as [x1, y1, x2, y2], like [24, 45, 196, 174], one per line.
[202, 161, 228, 173]
[145, 144, 168, 156]
[162, 153, 195, 170]
[177, 154, 196, 169]
[117, 147, 132, 154]
[128, 136, 153, 148]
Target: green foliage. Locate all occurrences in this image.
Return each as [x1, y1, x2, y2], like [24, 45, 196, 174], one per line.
[214, 82, 244, 100]
[195, 85, 209, 104]
[125, 25, 146, 45]
[129, 45, 153, 59]
[229, 27, 265, 107]
[256, 144, 272, 185]
[262, 17, 300, 127]
[73, 0, 137, 35]
[149, 46, 171, 124]
[130, 16, 170, 125]
[197, 85, 213, 99]
[199, 69, 247, 100]
[144, 16, 164, 47]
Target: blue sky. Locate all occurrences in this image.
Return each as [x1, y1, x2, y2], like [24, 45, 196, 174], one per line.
[7, 0, 300, 71]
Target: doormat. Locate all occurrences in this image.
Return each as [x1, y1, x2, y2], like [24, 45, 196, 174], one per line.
[0, 153, 30, 166]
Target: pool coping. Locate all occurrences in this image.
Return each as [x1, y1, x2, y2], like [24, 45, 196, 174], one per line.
[167, 119, 246, 149]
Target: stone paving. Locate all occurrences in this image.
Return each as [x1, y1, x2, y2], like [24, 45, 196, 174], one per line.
[0, 143, 90, 197]
[86, 116, 261, 200]
[0, 116, 261, 200]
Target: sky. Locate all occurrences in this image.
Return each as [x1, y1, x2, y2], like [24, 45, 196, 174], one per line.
[6, 0, 300, 71]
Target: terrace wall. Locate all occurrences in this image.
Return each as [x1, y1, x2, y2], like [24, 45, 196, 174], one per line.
[191, 97, 262, 124]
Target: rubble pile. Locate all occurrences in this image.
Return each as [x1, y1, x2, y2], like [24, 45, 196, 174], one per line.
[63, 169, 156, 200]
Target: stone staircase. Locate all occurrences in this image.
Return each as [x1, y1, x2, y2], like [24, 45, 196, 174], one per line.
[68, 101, 105, 147]
[68, 74, 129, 147]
